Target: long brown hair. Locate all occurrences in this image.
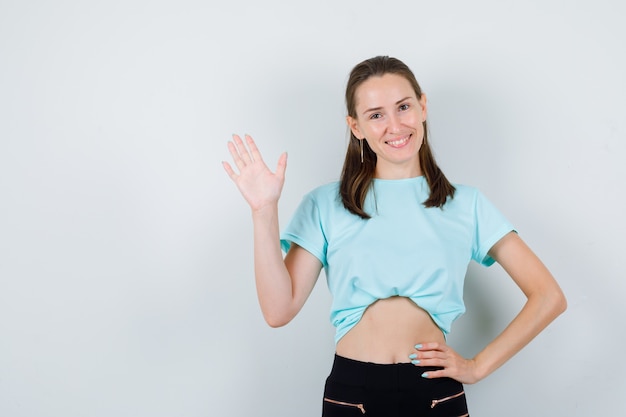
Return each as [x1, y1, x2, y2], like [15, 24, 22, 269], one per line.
[340, 56, 456, 219]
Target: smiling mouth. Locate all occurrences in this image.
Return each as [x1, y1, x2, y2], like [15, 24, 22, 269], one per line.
[385, 135, 412, 147]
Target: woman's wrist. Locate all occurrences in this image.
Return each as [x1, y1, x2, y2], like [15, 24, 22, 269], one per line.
[251, 202, 279, 218]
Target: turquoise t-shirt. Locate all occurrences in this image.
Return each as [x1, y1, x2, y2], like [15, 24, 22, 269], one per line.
[280, 176, 514, 344]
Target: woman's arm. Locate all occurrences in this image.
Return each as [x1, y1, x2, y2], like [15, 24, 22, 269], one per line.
[223, 134, 322, 327]
[252, 205, 322, 327]
[414, 232, 567, 383]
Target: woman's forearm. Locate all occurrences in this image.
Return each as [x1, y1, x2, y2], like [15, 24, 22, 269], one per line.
[472, 233, 567, 381]
[472, 284, 567, 381]
[251, 204, 297, 327]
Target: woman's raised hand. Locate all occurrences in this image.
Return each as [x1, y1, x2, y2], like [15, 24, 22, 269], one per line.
[222, 134, 287, 212]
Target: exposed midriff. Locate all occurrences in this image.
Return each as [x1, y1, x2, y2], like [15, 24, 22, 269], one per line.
[335, 296, 445, 364]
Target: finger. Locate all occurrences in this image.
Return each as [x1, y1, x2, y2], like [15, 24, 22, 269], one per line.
[416, 350, 446, 361]
[233, 134, 253, 164]
[275, 152, 288, 179]
[410, 343, 449, 365]
[422, 342, 445, 350]
[229, 134, 243, 159]
[227, 140, 247, 171]
[222, 161, 238, 181]
[414, 342, 445, 354]
[420, 369, 447, 379]
[245, 134, 262, 163]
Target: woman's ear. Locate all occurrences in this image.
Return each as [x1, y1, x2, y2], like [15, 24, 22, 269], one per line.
[419, 94, 428, 121]
[346, 115, 363, 139]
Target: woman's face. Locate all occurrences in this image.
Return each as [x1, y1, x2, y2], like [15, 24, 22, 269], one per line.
[347, 73, 427, 179]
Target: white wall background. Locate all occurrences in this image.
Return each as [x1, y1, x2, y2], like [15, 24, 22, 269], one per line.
[1, 0, 624, 415]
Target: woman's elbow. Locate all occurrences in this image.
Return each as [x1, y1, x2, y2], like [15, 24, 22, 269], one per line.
[262, 310, 295, 328]
[546, 285, 567, 319]
[554, 288, 568, 316]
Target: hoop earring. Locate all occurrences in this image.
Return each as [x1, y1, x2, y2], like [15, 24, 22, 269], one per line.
[360, 139, 364, 163]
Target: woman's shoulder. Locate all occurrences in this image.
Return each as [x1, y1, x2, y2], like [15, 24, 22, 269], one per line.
[297, 181, 346, 216]
[451, 182, 480, 196]
[447, 182, 507, 214]
[445, 182, 485, 208]
[304, 181, 341, 200]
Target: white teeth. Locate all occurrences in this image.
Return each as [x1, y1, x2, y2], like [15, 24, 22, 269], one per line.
[387, 136, 410, 146]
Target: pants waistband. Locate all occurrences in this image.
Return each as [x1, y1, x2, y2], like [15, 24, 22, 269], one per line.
[328, 354, 441, 389]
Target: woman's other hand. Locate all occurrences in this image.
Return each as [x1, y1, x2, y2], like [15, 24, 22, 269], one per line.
[410, 342, 481, 384]
[223, 134, 287, 212]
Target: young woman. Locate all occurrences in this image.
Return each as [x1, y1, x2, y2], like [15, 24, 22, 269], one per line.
[223, 56, 566, 417]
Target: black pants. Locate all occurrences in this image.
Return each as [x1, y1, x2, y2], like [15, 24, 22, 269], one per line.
[322, 355, 469, 417]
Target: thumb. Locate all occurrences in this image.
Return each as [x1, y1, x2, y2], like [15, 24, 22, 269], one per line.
[276, 152, 288, 179]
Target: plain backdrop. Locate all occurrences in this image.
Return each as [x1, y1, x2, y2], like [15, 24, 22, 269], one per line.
[1, 0, 625, 416]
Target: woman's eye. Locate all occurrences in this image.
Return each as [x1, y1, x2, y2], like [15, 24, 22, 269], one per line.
[399, 104, 409, 111]
[369, 113, 382, 120]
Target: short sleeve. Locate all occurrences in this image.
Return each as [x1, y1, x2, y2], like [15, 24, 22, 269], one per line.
[280, 192, 328, 267]
[472, 190, 516, 267]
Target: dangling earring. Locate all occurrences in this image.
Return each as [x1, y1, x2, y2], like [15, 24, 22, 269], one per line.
[360, 139, 364, 163]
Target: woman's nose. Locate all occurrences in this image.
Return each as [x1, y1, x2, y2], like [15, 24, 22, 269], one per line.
[387, 113, 402, 132]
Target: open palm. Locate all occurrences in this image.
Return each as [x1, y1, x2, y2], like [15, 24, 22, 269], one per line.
[222, 134, 287, 212]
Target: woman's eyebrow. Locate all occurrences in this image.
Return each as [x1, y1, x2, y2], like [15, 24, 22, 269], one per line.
[362, 97, 413, 115]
